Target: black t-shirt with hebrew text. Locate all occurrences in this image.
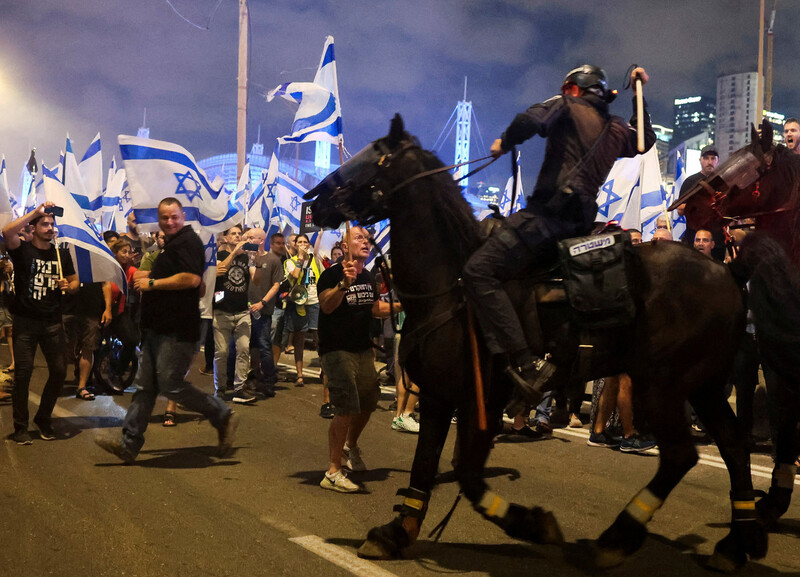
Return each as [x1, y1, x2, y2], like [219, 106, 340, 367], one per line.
[9, 241, 76, 323]
[317, 263, 377, 355]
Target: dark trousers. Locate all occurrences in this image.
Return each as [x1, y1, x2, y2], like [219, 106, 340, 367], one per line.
[121, 331, 230, 456]
[251, 313, 277, 385]
[12, 318, 67, 432]
[463, 208, 584, 355]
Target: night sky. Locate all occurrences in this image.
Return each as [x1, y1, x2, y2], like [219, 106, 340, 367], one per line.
[1, 0, 796, 192]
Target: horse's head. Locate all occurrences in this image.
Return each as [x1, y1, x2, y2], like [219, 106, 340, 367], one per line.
[305, 114, 420, 229]
[669, 120, 777, 229]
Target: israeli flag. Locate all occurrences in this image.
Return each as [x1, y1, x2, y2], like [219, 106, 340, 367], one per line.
[119, 135, 241, 234]
[105, 166, 130, 233]
[78, 132, 105, 216]
[267, 36, 342, 145]
[233, 162, 250, 214]
[42, 169, 126, 292]
[666, 151, 687, 240]
[365, 221, 390, 270]
[0, 156, 15, 228]
[64, 136, 96, 214]
[596, 146, 666, 239]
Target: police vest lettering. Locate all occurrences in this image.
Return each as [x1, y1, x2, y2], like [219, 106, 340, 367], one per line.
[568, 235, 616, 257]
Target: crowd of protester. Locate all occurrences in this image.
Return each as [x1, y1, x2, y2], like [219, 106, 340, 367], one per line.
[1, 198, 795, 482]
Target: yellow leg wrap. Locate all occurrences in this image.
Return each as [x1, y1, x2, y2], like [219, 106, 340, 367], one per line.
[403, 497, 425, 511]
[732, 500, 756, 511]
[772, 464, 798, 490]
[477, 491, 510, 520]
[624, 488, 663, 525]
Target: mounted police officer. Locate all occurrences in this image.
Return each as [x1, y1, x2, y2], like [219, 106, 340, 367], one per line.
[463, 64, 656, 404]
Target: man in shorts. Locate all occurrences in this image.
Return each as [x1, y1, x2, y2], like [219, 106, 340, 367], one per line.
[317, 227, 401, 492]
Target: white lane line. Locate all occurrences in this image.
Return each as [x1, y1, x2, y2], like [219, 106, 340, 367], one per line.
[554, 426, 800, 486]
[289, 535, 398, 577]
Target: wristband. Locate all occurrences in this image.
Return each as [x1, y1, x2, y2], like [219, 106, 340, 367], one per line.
[260, 299, 267, 307]
[149, 278, 154, 288]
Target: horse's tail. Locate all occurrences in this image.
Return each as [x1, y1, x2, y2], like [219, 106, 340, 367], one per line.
[737, 232, 800, 386]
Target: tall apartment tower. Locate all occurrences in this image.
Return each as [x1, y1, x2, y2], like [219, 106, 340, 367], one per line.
[715, 72, 759, 160]
[672, 96, 715, 144]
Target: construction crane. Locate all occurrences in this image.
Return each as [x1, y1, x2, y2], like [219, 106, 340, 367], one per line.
[765, 1, 777, 111]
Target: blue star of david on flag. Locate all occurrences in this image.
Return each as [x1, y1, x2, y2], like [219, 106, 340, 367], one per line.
[174, 171, 203, 202]
[597, 180, 621, 218]
[84, 213, 103, 242]
[265, 182, 276, 202]
[203, 233, 217, 267]
[290, 195, 301, 212]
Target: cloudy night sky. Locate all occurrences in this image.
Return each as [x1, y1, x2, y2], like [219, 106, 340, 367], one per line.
[1, 0, 797, 192]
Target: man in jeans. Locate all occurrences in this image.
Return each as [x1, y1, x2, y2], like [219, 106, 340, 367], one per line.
[246, 228, 283, 398]
[3, 202, 79, 444]
[213, 224, 256, 404]
[95, 197, 238, 463]
[317, 227, 400, 492]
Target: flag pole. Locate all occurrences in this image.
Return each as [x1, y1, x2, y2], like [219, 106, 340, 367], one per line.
[757, 0, 765, 125]
[236, 0, 248, 181]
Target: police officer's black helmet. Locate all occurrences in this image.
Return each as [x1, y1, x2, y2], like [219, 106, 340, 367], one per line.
[562, 64, 617, 102]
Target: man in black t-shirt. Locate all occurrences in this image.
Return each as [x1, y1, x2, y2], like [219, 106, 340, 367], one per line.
[213, 224, 256, 404]
[3, 202, 79, 445]
[317, 227, 401, 493]
[95, 197, 238, 464]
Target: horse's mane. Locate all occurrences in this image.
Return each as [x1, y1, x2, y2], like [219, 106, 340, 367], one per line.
[410, 145, 482, 263]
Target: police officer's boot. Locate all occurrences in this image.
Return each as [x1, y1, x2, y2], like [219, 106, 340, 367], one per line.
[504, 350, 556, 406]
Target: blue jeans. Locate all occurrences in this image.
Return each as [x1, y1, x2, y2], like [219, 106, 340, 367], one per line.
[12, 318, 66, 432]
[251, 313, 277, 385]
[532, 390, 553, 425]
[121, 331, 231, 456]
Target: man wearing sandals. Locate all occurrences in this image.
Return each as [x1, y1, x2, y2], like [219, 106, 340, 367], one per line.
[2, 202, 79, 445]
[95, 198, 238, 464]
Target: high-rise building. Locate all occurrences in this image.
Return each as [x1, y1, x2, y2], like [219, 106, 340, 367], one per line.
[652, 124, 673, 177]
[716, 72, 759, 160]
[672, 96, 716, 144]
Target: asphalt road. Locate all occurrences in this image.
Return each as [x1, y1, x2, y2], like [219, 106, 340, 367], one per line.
[1, 348, 799, 577]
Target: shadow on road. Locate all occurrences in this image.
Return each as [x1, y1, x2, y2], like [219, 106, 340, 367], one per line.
[53, 415, 124, 438]
[329, 532, 793, 576]
[434, 466, 521, 486]
[95, 446, 241, 469]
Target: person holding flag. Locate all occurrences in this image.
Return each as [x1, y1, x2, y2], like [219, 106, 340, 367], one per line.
[3, 202, 78, 445]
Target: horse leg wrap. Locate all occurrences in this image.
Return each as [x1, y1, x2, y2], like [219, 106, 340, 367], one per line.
[712, 490, 768, 566]
[756, 464, 796, 529]
[358, 487, 429, 560]
[475, 491, 563, 545]
[595, 488, 660, 568]
[623, 488, 663, 525]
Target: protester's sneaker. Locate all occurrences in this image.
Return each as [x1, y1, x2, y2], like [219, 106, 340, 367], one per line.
[217, 411, 240, 457]
[569, 413, 583, 428]
[320, 470, 360, 493]
[94, 434, 135, 464]
[9, 429, 32, 445]
[33, 418, 56, 441]
[319, 403, 335, 419]
[232, 389, 257, 404]
[619, 434, 657, 454]
[587, 431, 621, 448]
[343, 444, 367, 472]
[532, 420, 554, 436]
[392, 414, 420, 434]
[199, 366, 213, 376]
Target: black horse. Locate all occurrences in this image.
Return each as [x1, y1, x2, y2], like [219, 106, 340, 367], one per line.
[671, 122, 800, 533]
[306, 115, 767, 571]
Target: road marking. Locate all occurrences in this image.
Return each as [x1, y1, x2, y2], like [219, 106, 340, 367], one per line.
[289, 535, 398, 577]
[553, 426, 800, 486]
